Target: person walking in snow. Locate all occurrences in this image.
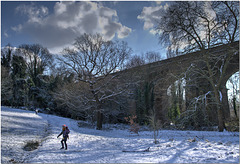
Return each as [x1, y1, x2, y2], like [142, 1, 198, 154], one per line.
[57, 124, 70, 150]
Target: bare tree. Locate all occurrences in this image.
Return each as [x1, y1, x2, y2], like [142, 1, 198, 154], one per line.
[155, 1, 239, 131]
[125, 55, 145, 69]
[213, 1, 239, 43]
[58, 33, 131, 130]
[145, 51, 162, 63]
[157, 1, 239, 52]
[166, 46, 182, 59]
[183, 44, 238, 131]
[125, 51, 162, 69]
[148, 107, 161, 144]
[53, 79, 93, 120]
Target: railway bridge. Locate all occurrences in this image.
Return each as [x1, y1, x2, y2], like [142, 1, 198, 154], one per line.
[120, 41, 239, 124]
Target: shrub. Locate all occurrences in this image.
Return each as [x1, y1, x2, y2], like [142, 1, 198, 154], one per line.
[148, 109, 161, 144]
[23, 140, 40, 151]
[124, 115, 140, 135]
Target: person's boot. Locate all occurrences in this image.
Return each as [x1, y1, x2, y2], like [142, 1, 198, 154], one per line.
[61, 141, 64, 149]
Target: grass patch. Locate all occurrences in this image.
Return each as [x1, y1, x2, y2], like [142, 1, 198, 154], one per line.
[23, 140, 40, 151]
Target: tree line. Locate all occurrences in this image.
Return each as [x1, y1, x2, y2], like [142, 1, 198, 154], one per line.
[1, 1, 239, 131]
[1, 33, 164, 130]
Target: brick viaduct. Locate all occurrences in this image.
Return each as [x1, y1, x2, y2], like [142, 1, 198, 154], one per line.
[119, 41, 239, 123]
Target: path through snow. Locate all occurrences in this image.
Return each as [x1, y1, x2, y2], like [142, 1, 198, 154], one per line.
[1, 107, 239, 163]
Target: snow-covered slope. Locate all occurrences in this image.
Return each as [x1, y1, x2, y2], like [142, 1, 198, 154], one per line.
[1, 107, 239, 163]
[1, 106, 48, 163]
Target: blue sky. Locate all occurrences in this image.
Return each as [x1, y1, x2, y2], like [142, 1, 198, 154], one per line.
[1, 1, 167, 57]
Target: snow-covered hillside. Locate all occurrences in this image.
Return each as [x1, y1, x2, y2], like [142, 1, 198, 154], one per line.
[1, 107, 239, 163]
[1, 107, 48, 163]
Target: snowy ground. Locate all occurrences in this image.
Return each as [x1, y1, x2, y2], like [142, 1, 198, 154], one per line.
[1, 106, 239, 163]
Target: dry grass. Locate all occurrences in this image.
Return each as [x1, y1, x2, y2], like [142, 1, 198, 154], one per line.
[23, 140, 40, 151]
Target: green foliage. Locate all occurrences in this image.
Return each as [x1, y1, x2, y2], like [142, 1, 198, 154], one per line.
[135, 82, 154, 125]
[12, 79, 28, 106]
[1, 66, 13, 106]
[1, 44, 58, 110]
[11, 55, 27, 79]
[1, 44, 12, 68]
[135, 88, 145, 124]
[168, 103, 181, 123]
[11, 55, 28, 106]
[167, 80, 184, 123]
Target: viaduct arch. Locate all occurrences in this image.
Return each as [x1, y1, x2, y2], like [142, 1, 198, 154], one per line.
[120, 41, 239, 124]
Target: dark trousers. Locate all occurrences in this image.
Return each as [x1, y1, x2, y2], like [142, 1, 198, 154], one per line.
[61, 139, 67, 149]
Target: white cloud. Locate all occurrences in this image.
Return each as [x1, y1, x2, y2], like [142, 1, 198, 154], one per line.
[13, 1, 132, 54]
[137, 3, 168, 33]
[149, 29, 158, 35]
[54, 2, 67, 15]
[11, 24, 22, 32]
[16, 3, 49, 23]
[4, 31, 9, 38]
[118, 26, 132, 39]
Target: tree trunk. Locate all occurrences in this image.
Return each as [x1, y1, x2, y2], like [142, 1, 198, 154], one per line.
[96, 103, 103, 130]
[90, 84, 103, 130]
[214, 91, 225, 132]
[232, 97, 238, 118]
[96, 110, 103, 130]
[217, 106, 224, 132]
[221, 87, 230, 120]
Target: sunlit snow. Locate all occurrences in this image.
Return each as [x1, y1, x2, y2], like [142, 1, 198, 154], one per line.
[1, 107, 239, 163]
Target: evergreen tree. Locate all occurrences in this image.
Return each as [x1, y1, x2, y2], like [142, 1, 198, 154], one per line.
[16, 44, 54, 108]
[168, 80, 185, 123]
[11, 55, 28, 106]
[1, 66, 13, 106]
[135, 82, 154, 125]
[1, 44, 13, 105]
[1, 44, 12, 68]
